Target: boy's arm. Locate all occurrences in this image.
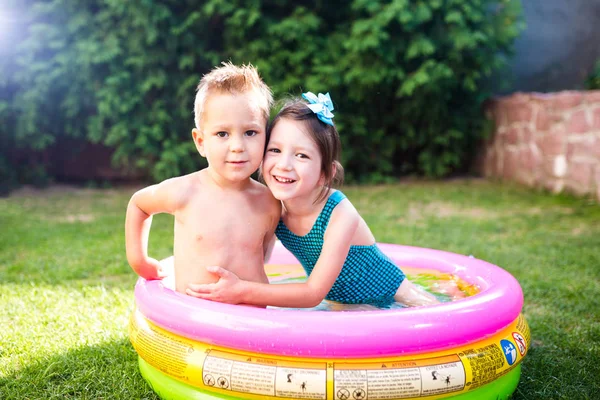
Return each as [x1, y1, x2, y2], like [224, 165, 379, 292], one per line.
[125, 177, 185, 280]
[187, 201, 359, 307]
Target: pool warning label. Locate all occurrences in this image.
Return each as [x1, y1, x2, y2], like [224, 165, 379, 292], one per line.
[334, 356, 465, 399]
[276, 367, 327, 399]
[203, 350, 327, 399]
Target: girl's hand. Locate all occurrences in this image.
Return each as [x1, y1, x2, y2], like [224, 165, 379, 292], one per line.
[186, 266, 244, 304]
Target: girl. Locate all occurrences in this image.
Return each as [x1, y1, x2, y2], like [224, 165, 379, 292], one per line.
[186, 92, 440, 308]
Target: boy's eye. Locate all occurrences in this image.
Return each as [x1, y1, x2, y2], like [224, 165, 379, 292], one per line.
[267, 148, 280, 153]
[245, 130, 258, 137]
[216, 131, 228, 138]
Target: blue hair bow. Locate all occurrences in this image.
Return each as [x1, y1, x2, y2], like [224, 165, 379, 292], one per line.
[302, 92, 335, 126]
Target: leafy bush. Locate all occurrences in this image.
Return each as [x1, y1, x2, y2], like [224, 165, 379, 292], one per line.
[585, 59, 600, 90]
[245, 0, 525, 180]
[0, 0, 524, 183]
[1, 1, 216, 183]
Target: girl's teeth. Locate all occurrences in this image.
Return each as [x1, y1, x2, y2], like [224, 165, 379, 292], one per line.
[275, 176, 294, 183]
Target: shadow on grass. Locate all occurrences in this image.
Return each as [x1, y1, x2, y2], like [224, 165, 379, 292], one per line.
[0, 339, 158, 400]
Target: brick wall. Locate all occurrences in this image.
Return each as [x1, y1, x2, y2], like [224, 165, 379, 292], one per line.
[480, 91, 600, 201]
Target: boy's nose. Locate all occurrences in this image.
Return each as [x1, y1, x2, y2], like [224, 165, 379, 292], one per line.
[230, 136, 245, 152]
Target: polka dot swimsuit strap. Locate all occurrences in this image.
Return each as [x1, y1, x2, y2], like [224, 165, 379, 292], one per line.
[275, 191, 346, 273]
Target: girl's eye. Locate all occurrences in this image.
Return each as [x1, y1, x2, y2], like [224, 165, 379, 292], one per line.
[216, 131, 228, 138]
[267, 148, 280, 153]
[245, 130, 258, 137]
[296, 153, 309, 159]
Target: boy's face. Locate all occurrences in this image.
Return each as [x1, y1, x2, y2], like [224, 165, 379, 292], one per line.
[193, 92, 267, 185]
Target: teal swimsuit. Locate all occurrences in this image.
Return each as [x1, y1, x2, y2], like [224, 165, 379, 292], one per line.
[275, 191, 406, 305]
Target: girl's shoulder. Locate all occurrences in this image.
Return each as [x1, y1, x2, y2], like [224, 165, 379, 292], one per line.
[328, 190, 360, 223]
[322, 191, 361, 243]
[328, 191, 376, 246]
[329, 189, 346, 203]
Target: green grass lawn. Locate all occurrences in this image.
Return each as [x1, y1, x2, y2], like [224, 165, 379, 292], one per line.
[1, 180, 599, 399]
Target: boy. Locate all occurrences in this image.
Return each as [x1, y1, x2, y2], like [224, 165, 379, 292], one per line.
[125, 62, 281, 294]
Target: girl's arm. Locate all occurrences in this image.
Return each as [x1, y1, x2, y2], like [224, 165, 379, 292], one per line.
[187, 200, 360, 307]
[263, 197, 282, 263]
[125, 177, 185, 280]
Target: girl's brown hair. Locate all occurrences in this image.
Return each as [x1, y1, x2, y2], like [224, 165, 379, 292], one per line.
[267, 98, 344, 203]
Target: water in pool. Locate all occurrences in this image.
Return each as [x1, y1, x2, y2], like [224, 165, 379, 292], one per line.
[266, 264, 478, 311]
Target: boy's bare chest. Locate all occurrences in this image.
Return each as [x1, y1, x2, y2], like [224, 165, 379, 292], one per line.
[177, 194, 268, 243]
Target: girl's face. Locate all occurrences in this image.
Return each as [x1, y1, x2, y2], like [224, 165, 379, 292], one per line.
[262, 118, 324, 203]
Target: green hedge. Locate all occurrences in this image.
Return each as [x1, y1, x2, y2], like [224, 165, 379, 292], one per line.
[586, 59, 600, 90]
[0, 0, 524, 185]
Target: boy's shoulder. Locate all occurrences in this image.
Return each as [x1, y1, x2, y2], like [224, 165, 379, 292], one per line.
[158, 171, 201, 192]
[246, 179, 281, 210]
[245, 179, 275, 199]
[150, 171, 205, 211]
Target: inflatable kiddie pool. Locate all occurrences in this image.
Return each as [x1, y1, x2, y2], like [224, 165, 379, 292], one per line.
[129, 242, 530, 400]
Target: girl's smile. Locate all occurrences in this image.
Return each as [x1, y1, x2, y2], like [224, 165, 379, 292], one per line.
[263, 118, 323, 203]
[272, 175, 295, 183]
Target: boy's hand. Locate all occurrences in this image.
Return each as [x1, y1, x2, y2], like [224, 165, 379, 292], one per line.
[186, 266, 244, 304]
[136, 257, 171, 280]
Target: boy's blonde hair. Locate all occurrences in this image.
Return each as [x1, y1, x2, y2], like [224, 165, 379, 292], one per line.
[194, 62, 273, 130]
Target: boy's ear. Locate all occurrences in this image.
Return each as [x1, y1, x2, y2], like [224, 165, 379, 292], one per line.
[192, 128, 206, 157]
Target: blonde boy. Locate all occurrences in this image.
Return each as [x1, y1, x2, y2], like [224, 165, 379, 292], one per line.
[125, 63, 281, 294]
